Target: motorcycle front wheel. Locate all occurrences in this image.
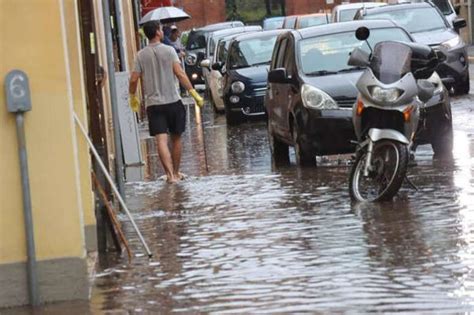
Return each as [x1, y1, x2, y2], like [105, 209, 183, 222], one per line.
[349, 140, 408, 202]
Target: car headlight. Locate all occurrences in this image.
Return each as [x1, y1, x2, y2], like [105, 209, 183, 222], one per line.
[301, 84, 338, 110]
[231, 81, 245, 93]
[441, 36, 463, 50]
[426, 71, 444, 94]
[370, 86, 401, 103]
[185, 53, 197, 66]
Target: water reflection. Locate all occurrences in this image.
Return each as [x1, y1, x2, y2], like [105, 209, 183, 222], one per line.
[5, 96, 474, 313]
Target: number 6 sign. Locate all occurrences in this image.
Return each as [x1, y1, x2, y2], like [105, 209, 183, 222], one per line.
[4, 70, 32, 113]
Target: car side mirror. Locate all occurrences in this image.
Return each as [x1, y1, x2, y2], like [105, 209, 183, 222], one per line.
[417, 80, 435, 103]
[454, 4, 461, 15]
[348, 48, 370, 67]
[268, 68, 289, 84]
[200, 59, 211, 68]
[453, 18, 466, 30]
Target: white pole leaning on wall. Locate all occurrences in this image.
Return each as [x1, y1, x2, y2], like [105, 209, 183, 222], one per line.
[73, 112, 153, 258]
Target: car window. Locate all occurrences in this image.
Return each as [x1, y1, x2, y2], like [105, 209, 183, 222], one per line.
[208, 38, 216, 57]
[364, 7, 447, 33]
[340, 8, 360, 22]
[186, 31, 206, 50]
[217, 40, 229, 63]
[228, 35, 279, 69]
[298, 15, 329, 29]
[431, 0, 454, 15]
[298, 27, 412, 75]
[283, 17, 297, 28]
[264, 18, 284, 30]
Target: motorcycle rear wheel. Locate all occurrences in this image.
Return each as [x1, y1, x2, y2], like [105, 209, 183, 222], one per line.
[349, 140, 408, 202]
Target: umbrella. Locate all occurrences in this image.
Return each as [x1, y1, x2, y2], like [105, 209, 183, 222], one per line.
[140, 6, 191, 25]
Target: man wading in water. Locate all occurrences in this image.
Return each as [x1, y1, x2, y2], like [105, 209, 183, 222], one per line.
[129, 20, 204, 183]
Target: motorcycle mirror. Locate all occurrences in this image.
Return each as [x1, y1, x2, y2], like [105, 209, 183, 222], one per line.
[355, 27, 370, 41]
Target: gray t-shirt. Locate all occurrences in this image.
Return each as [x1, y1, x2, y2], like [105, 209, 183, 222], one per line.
[133, 43, 180, 107]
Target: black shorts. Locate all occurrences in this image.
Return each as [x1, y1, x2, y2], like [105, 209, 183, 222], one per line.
[147, 101, 186, 136]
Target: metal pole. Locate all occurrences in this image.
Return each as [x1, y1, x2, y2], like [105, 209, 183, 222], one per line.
[73, 113, 152, 257]
[113, 0, 127, 71]
[102, 0, 126, 196]
[15, 113, 39, 306]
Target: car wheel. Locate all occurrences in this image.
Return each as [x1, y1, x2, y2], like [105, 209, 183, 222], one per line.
[225, 107, 243, 125]
[456, 75, 470, 95]
[268, 123, 289, 165]
[292, 117, 316, 166]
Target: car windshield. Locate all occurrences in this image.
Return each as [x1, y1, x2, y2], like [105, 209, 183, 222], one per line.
[298, 15, 329, 28]
[299, 27, 411, 75]
[431, 0, 453, 15]
[264, 18, 284, 30]
[340, 8, 360, 21]
[186, 31, 206, 50]
[228, 35, 278, 69]
[364, 7, 447, 33]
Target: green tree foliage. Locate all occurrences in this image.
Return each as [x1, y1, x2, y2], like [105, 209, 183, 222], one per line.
[226, 0, 285, 24]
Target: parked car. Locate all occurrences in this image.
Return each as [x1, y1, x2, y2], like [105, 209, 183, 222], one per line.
[263, 16, 285, 30]
[265, 20, 453, 166]
[355, 2, 469, 94]
[201, 26, 262, 96]
[184, 21, 244, 87]
[332, 2, 386, 22]
[390, 0, 460, 27]
[431, 0, 460, 27]
[222, 29, 287, 125]
[282, 13, 331, 29]
[201, 28, 263, 112]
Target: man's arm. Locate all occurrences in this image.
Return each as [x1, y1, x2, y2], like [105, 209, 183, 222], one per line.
[129, 71, 141, 94]
[173, 61, 204, 107]
[172, 61, 193, 91]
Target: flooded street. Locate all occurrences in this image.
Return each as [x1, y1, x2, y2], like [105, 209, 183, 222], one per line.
[6, 94, 474, 314]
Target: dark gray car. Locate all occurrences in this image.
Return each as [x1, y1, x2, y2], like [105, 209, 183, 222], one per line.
[355, 2, 469, 94]
[265, 20, 453, 166]
[184, 21, 244, 86]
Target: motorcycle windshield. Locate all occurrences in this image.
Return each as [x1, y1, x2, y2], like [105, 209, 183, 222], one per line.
[370, 41, 412, 84]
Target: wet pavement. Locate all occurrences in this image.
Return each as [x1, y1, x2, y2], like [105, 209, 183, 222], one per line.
[5, 92, 474, 314]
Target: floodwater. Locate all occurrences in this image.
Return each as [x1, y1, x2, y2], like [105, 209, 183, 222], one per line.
[5, 94, 474, 314]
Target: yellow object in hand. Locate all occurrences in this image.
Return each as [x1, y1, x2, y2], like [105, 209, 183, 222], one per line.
[189, 89, 204, 108]
[129, 94, 140, 112]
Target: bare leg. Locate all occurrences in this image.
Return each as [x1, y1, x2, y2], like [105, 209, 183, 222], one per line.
[170, 133, 183, 179]
[155, 133, 177, 183]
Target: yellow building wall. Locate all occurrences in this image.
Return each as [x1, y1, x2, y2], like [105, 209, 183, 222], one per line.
[0, 1, 87, 263]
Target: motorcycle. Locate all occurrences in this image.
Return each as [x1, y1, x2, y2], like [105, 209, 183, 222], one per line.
[348, 27, 444, 202]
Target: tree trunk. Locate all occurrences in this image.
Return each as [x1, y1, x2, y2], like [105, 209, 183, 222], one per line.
[280, 0, 286, 16]
[265, 0, 272, 16]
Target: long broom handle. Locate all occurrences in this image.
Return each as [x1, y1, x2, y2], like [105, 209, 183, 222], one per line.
[73, 112, 153, 257]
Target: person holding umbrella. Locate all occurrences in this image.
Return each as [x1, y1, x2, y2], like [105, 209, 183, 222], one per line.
[129, 20, 203, 183]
